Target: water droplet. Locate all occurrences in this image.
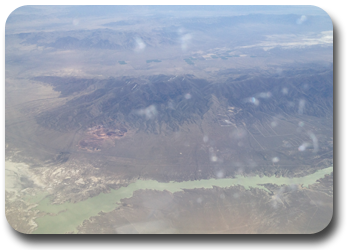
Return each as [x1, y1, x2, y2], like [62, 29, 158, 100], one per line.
[203, 135, 208, 143]
[282, 88, 288, 95]
[216, 170, 224, 178]
[272, 157, 279, 163]
[185, 93, 191, 99]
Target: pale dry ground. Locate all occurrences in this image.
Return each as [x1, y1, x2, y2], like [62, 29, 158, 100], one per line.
[5, 70, 333, 233]
[5, 79, 126, 233]
[5, 6, 333, 234]
[5, 160, 43, 233]
[6, 30, 333, 81]
[5, 37, 333, 234]
[4, 79, 126, 232]
[5, 152, 131, 234]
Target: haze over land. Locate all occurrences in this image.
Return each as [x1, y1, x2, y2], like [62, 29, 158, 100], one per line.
[5, 5, 333, 234]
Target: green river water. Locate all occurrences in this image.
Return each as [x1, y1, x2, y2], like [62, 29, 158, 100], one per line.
[32, 166, 333, 234]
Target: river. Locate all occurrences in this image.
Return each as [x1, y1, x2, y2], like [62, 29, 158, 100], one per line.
[32, 166, 333, 234]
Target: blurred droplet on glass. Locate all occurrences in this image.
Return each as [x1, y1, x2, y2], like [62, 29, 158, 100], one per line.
[203, 135, 208, 143]
[180, 33, 192, 51]
[250, 97, 259, 105]
[167, 100, 175, 110]
[136, 105, 157, 119]
[230, 128, 246, 139]
[308, 132, 319, 153]
[233, 193, 240, 199]
[296, 15, 308, 24]
[216, 170, 224, 178]
[298, 142, 310, 151]
[134, 37, 146, 52]
[298, 144, 306, 151]
[298, 99, 306, 114]
[289, 184, 298, 192]
[258, 92, 272, 98]
[272, 157, 279, 163]
[72, 19, 80, 26]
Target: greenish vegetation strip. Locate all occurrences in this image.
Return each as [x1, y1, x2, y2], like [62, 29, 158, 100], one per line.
[32, 166, 333, 234]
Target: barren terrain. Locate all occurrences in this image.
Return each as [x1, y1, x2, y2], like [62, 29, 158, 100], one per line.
[5, 5, 333, 234]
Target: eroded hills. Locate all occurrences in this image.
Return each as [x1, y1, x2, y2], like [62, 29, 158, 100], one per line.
[34, 66, 333, 135]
